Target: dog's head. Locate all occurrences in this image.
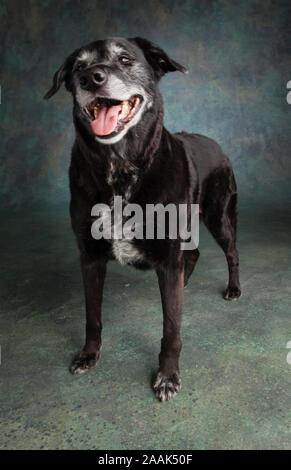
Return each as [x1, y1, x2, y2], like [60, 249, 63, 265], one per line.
[44, 37, 187, 145]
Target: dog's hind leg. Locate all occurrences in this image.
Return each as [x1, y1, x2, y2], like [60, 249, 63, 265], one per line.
[184, 248, 200, 287]
[154, 259, 184, 401]
[202, 173, 241, 300]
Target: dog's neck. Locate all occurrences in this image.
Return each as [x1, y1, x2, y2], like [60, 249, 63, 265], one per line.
[75, 90, 164, 201]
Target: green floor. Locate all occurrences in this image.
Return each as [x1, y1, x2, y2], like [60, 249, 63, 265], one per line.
[0, 205, 290, 450]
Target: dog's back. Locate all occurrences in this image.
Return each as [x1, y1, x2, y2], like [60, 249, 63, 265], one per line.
[174, 132, 236, 205]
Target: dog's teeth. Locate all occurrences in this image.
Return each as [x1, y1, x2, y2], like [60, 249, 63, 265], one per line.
[94, 107, 98, 118]
[120, 101, 130, 119]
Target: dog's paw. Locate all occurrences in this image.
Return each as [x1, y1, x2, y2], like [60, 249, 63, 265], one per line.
[224, 285, 241, 301]
[69, 350, 100, 375]
[153, 371, 181, 402]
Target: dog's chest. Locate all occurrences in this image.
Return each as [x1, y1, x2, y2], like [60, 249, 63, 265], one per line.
[107, 160, 138, 201]
[112, 239, 144, 265]
[106, 160, 144, 266]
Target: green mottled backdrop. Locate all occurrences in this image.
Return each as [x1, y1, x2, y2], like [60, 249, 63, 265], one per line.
[1, 0, 291, 209]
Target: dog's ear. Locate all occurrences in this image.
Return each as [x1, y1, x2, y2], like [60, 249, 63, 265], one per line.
[43, 54, 75, 100]
[130, 37, 188, 79]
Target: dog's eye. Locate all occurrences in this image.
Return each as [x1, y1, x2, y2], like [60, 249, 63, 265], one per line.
[119, 56, 132, 65]
[76, 62, 87, 71]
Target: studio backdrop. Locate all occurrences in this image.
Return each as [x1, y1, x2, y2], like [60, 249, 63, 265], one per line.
[1, 0, 291, 211]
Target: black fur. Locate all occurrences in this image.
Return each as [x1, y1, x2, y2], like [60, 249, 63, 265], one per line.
[45, 38, 241, 401]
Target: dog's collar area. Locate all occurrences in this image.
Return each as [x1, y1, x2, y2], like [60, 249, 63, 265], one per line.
[84, 95, 143, 138]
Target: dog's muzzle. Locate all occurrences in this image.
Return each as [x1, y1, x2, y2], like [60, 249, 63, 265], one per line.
[84, 95, 143, 137]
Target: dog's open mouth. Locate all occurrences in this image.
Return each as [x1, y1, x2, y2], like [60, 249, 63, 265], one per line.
[84, 95, 143, 138]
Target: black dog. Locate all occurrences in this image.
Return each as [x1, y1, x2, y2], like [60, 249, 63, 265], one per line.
[44, 37, 241, 401]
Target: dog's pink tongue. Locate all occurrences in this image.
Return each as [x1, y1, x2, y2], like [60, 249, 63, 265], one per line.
[91, 104, 121, 136]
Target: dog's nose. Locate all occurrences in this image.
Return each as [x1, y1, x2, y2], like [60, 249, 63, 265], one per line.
[92, 69, 107, 86]
[79, 67, 107, 90]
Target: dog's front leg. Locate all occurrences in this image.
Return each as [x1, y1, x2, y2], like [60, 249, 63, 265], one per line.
[70, 255, 107, 374]
[154, 260, 184, 401]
